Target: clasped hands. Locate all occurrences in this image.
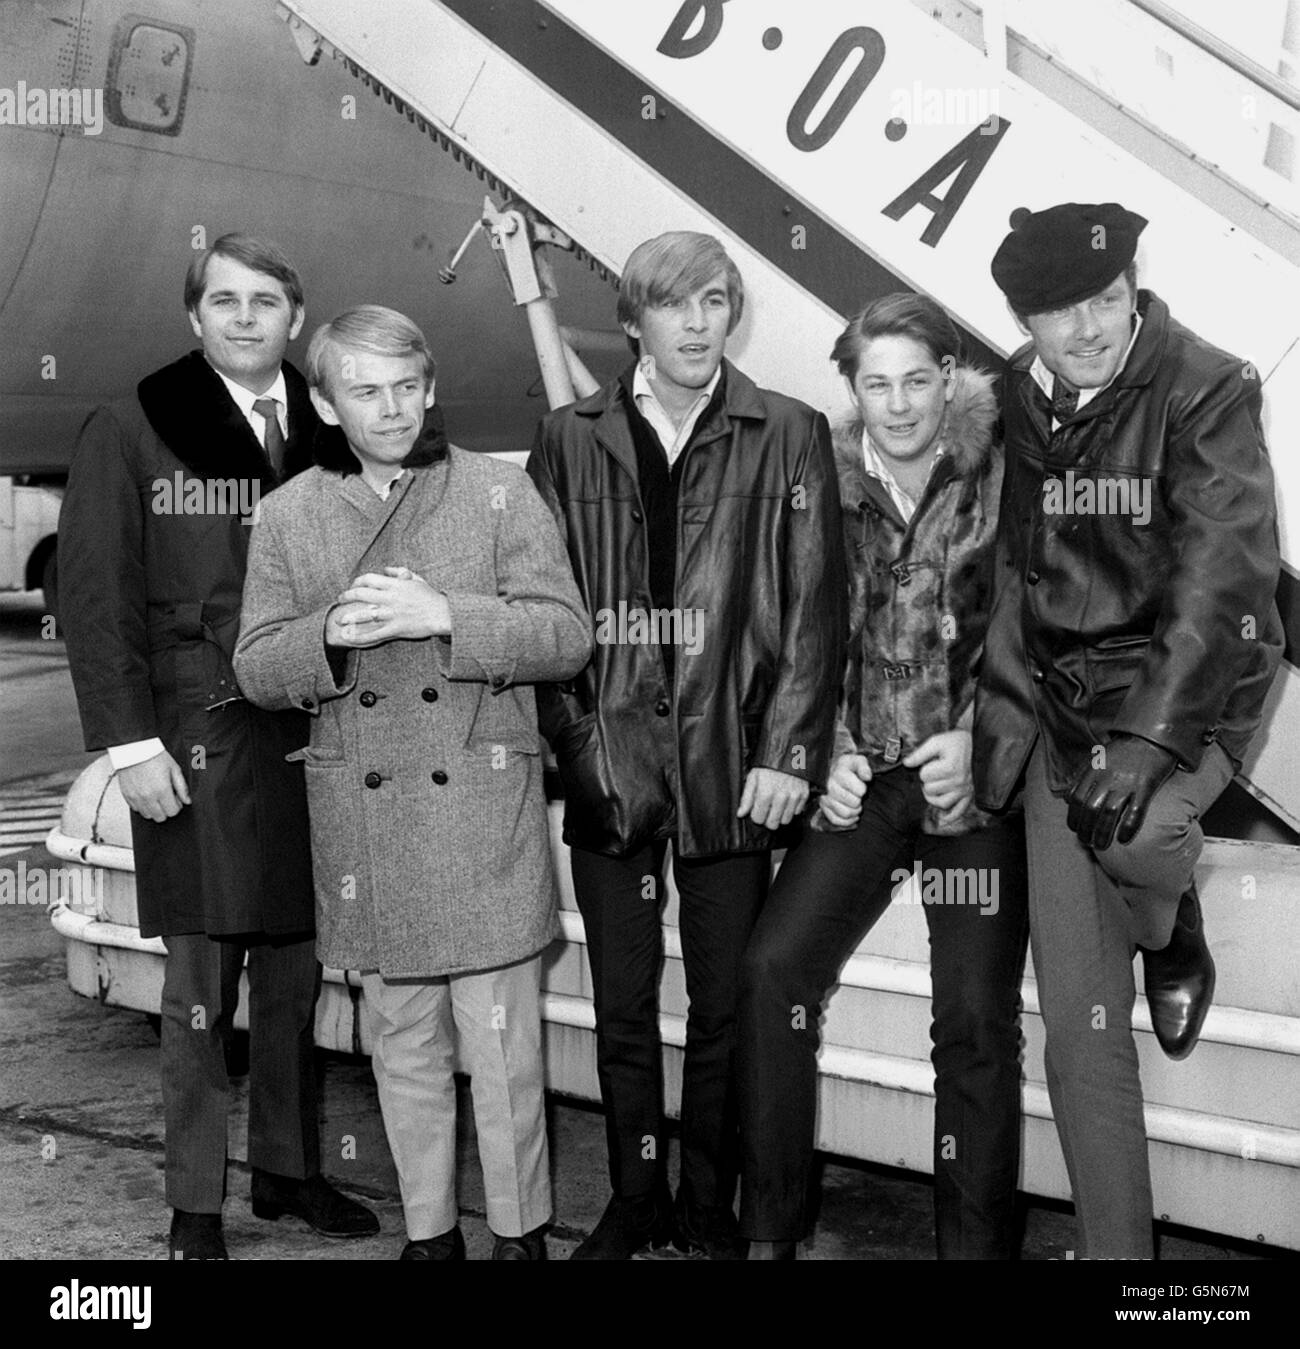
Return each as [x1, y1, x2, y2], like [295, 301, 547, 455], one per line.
[325, 566, 451, 648]
[817, 729, 974, 831]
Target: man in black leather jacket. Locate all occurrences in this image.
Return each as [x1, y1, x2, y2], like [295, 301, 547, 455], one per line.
[527, 231, 845, 1259]
[975, 203, 1282, 1258]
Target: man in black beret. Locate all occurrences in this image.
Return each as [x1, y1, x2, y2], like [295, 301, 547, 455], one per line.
[975, 202, 1282, 1257]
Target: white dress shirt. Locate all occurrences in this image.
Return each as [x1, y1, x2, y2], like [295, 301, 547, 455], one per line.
[632, 361, 721, 466]
[861, 432, 945, 526]
[108, 366, 290, 772]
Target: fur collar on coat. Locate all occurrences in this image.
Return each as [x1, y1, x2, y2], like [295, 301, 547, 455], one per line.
[136, 349, 317, 489]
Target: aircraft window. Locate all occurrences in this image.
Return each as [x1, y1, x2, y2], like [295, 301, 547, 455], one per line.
[106, 19, 192, 136]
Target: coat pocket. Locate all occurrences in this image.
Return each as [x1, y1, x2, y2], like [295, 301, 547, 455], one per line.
[467, 685, 544, 755]
[1085, 638, 1150, 696]
[174, 637, 242, 713]
[285, 745, 348, 766]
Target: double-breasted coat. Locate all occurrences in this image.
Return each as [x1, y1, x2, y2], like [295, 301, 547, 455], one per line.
[58, 351, 317, 938]
[233, 419, 592, 978]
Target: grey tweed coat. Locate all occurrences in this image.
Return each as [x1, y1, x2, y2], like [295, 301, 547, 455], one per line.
[233, 446, 592, 977]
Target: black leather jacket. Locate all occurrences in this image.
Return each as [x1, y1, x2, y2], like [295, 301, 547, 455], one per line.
[975, 291, 1283, 806]
[527, 360, 846, 857]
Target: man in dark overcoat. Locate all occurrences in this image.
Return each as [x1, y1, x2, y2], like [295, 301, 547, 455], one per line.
[975, 203, 1282, 1258]
[58, 233, 377, 1258]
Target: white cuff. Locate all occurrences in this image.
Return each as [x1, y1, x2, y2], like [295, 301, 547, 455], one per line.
[107, 738, 166, 771]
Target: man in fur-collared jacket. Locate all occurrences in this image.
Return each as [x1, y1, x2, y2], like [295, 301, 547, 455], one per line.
[737, 294, 1028, 1261]
[59, 234, 377, 1259]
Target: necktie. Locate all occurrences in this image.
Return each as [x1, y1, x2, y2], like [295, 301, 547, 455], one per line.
[252, 397, 285, 474]
[1050, 376, 1079, 422]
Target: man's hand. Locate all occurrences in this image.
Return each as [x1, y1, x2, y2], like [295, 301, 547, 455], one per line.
[818, 753, 873, 830]
[1066, 734, 1178, 850]
[738, 766, 810, 830]
[116, 751, 191, 823]
[333, 567, 450, 646]
[325, 600, 385, 649]
[903, 730, 973, 824]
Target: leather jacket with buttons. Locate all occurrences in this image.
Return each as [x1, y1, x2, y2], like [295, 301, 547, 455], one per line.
[974, 291, 1283, 806]
[527, 360, 847, 858]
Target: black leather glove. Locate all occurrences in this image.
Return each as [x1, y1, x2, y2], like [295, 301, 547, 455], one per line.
[1066, 734, 1178, 851]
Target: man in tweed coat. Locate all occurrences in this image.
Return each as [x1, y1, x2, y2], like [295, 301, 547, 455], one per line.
[234, 305, 591, 1260]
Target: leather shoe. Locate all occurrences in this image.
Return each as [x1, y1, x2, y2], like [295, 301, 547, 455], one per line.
[492, 1224, 548, 1260]
[1142, 885, 1215, 1060]
[400, 1226, 466, 1260]
[250, 1169, 380, 1238]
[673, 1192, 743, 1260]
[169, 1209, 228, 1260]
[570, 1194, 674, 1260]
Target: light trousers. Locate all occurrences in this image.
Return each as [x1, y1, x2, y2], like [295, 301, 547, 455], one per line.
[362, 954, 551, 1240]
[1022, 736, 1233, 1258]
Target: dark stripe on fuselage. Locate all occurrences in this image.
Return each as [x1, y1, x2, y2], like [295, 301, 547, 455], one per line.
[438, 0, 1002, 371]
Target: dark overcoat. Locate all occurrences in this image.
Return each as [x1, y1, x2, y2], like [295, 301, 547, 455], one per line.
[233, 425, 592, 977]
[975, 291, 1283, 807]
[58, 351, 316, 938]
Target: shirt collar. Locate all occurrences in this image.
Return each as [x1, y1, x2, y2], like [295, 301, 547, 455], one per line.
[860, 429, 944, 522]
[632, 360, 721, 422]
[211, 365, 288, 421]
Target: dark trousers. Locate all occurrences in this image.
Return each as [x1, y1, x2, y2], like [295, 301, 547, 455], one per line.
[160, 931, 321, 1213]
[570, 843, 771, 1209]
[737, 767, 1029, 1257]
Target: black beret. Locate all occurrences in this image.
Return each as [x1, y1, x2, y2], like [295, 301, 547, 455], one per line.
[991, 203, 1147, 314]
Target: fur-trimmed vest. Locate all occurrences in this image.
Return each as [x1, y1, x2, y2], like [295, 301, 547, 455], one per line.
[833, 366, 1002, 810]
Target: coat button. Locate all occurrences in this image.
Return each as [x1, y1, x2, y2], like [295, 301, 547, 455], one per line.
[421, 687, 439, 702]
[631, 509, 643, 522]
[1027, 570, 1040, 585]
[359, 691, 377, 708]
[364, 771, 382, 789]
[1030, 666, 1045, 684]
[431, 770, 449, 785]
[1202, 728, 1217, 744]
[655, 699, 671, 717]
[300, 698, 314, 710]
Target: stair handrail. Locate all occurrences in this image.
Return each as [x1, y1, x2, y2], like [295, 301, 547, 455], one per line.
[1126, 0, 1300, 112]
